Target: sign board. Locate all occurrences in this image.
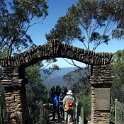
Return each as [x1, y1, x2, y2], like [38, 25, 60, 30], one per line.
[95, 88, 110, 110]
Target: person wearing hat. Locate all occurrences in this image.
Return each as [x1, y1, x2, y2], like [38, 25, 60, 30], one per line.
[63, 90, 75, 123]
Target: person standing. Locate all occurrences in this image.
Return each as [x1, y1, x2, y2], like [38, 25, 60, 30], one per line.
[63, 90, 75, 123]
[52, 92, 60, 122]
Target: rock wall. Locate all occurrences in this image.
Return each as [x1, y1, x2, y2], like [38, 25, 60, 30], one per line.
[90, 65, 113, 124]
[4, 86, 23, 124]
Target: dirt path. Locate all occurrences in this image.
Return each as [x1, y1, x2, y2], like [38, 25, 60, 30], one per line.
[48, 109, 65, 124]
[49, 120, 65, 124]
[49, 116, 65, 124]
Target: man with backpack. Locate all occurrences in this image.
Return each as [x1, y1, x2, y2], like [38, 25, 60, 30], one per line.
[63, 90, 75, 123]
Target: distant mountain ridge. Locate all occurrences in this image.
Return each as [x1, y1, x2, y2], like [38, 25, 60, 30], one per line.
[63, 67, 89, 88]
[39, 67, 77, 89]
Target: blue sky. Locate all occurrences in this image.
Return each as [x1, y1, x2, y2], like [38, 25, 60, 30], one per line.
[28, 0, 124, 68]
[28, 0, 77, 45]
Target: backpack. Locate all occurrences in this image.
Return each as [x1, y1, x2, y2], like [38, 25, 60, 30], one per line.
[53, 95, 59, 107]
[65, 99, 74, 111]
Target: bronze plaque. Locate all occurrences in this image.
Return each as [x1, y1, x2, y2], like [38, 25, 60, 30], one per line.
[95, 88, 110, 110]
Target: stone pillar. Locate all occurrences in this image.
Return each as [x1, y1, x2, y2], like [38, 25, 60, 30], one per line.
[1, 67, 27, 124]
[90, 64, 113, 124]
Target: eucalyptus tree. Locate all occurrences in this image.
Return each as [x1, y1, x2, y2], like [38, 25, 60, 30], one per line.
[46, 0, 124, 51]
[0, 0, 48, 56]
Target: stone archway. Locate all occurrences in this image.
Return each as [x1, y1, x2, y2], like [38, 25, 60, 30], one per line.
[0, 40, 113, 124]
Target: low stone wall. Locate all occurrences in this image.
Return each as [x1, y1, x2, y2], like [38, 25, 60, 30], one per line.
[4, 87, 23, 124]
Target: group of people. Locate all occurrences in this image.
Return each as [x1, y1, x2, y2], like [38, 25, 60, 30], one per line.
[49, 86, 75, 123]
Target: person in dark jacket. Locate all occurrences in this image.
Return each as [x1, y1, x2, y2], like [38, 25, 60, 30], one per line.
[52, 92, 60, 122]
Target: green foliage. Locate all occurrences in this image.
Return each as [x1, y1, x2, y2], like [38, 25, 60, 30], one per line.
[111, 50, 124, 103]
[74, 77, 91, 120]
[46, 0, 124, 51]
[25, 63, 47, 103]
[80, 95, 91, 119]
[25, 63, 48, 123]
[0, 49, 7, 78]
[0, 49, 8, 57]
[0, 0, 48, 55]
[110, 0, 124, 39]
[64, 72, 76, 88]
